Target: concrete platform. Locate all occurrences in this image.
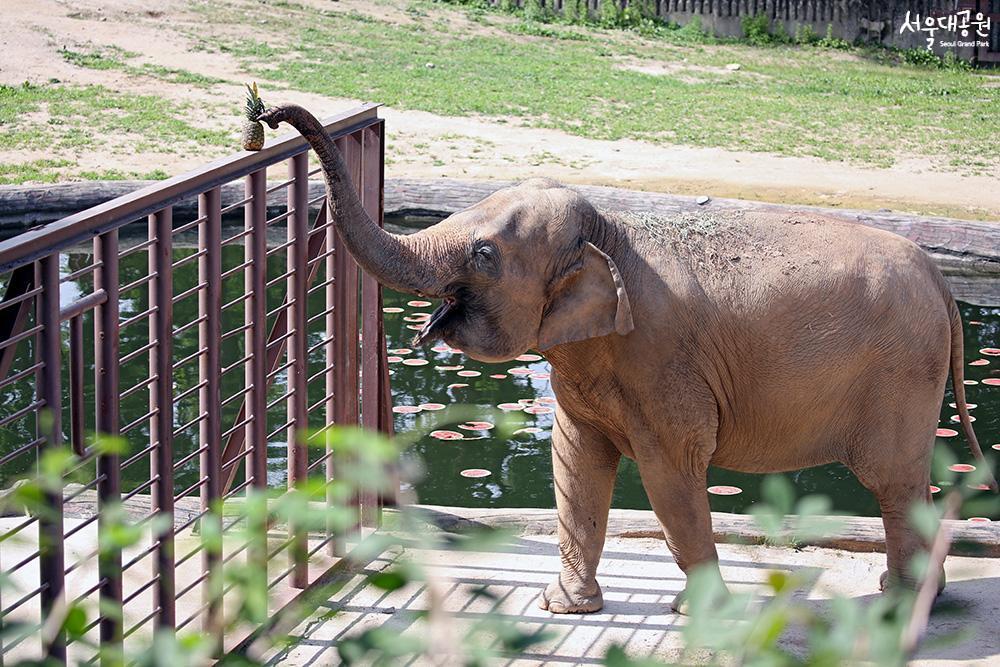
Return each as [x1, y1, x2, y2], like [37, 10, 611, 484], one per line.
[267, 508, 1000, 666]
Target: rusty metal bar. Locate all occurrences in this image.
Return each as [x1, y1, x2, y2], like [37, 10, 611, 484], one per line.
[287, 152, 310, 589]
[0, 263, 36, 382]
[149, 207, 176, 632]
[359, 125, 383, 529]
[69, 315, 84, 457]
[38, 254, 66, 664]
[198, 187, 223, 640]
[246, 169, 268, 496]
[324, 191, 340, 556]
[335, 133, 362, 533]
[94, 229, 122, 665]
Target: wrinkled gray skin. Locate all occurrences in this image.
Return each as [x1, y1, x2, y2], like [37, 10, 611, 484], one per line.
[260, 105, 997, 614]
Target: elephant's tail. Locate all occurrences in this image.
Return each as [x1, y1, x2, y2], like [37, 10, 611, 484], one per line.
[947, 297, 998, 492]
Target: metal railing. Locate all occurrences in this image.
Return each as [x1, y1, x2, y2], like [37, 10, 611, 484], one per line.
[0, 103, 392, 663]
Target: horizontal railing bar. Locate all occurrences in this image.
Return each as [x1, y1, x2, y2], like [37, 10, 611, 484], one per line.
[307, 192, 326, 206]
[120, 443, 157, 470]
[175, 541, 204, 570]
[63, 511, 100, 540]
[121, 475, 158, 503]
[264, 270, 295, 287]
[171, 215, 208, 237]
[120, 374, 157, 400]
[265, 209, 296, 226]
[222, 292, 251, 312]
[175, 570, 210, 601]
[121, 539, 161, 573]
[221, 385, 252, 408]
[306, 248, 336, 268]
[221, 259, 253, 281]
[63, 476, 101, 503]
[172, 280, 207, 303]
[221, 228, 253, 247]
[173, 443, 208, 471]
[172, 411, 207, 436]
[220, 415, 253, 441]
[266, 419, 294, 441]
[265, 177, 295, 194]
[307, 392, 336, 414]
[0, 515, 36, 541]
[64, 548, 99, 576]
[222, 539, 250, 565]
[121, 408, 157, 434]
[307, 305, 336, 325]
[2, 582, 49, 616]
[120, 273, 155, 294]
[118, 237, 157, 260]
[59, 289, 107, 321]
[61, 261, 102, 284]
[265, 238, 294, 256]
[0, 285, 42, 310]
[0, 104, 380, 273]
[172, 348, 205, 371]
[123, 608, 159, 641]
[0, 401, 45, 428]
[120, 306, 156, 330]
[122, 575, 159, 606]
[307, 335, 334, 355]
[222, 476, 253, 500]
[6, 549, 42, 577]
[173, 476, 207, 502]
[0, 361, 43, 389]
[172, 248, 206, 270]
[220, 354, 252, 377]
[173, 314, 207, 337]
[266, 391, 293, 411]
[265, 301, 293, 320]
[220, 195, 253, 216]
[307, 366, 334, 384]
[307, 220, 335, 238]
[266, 357, 295, 378]
[70, 577, 107, 609]
[221, 322, 252, 342]
[305, 449, 334, 474]
[173, 505, 211, 538]
[174, 379, 208, 404]
[119, 340, 157, 366]
[0, 323, 43, 351]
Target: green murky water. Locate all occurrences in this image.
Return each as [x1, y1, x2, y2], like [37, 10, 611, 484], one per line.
[0, 216, 997, 519]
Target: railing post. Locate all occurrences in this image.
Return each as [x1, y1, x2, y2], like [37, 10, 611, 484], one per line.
[246, 170, 269, 494]
[334, 134, 361, 534]
[149, 207, 175, 632]
[359, 124, 383, 528]
[287, 153, 310, 589]
[94, 230, 122, 665]
[38, 254, 66, 664]
[198, 188, 223, 640]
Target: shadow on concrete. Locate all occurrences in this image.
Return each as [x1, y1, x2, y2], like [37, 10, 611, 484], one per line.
[265, 527, 999, 666]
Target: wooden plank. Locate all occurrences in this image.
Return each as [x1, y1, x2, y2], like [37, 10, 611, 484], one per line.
[413, 505, 1000, 557]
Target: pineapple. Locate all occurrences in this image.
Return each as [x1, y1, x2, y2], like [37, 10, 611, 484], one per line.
[241, 82, 266, 151]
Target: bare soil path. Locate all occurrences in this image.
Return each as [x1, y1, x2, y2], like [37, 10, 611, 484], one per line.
[3, 0, 998, 220]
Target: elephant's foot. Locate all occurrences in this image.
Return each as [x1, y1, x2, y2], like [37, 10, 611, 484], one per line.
[878, 568, 946, 595]
[538, 579, 603, 614]
[669, 588, 690, 615]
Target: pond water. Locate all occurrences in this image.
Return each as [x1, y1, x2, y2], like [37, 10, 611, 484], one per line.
[0, 216, 997, 519]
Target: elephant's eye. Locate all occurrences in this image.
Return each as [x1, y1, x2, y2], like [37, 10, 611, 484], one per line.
[472, 241, 500, 274]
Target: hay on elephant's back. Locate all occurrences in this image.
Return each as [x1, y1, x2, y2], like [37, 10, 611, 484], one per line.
[610, 208, 745, 243]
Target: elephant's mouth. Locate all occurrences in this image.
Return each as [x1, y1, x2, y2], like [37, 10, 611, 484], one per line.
[413, 296, 458, 345]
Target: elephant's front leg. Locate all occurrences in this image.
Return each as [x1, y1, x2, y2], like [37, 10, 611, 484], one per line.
[539, 412, 620, 614]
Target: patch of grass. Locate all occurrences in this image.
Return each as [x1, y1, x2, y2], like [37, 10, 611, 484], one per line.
[60, 45, 226, 87]
[0, 82, 232, 182]
[0, 159, 73, 185]
[193, 0, 998, 173]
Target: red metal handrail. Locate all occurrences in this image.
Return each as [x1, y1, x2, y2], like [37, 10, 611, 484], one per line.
[0, 103, 392, 664]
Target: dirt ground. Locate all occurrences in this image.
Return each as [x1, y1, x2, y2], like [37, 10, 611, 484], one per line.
[3, 0, 999, 220]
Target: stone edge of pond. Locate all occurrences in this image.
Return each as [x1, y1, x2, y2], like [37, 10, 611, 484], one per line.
[2, 179, 998, 276]
[408, 505, 1000, 558]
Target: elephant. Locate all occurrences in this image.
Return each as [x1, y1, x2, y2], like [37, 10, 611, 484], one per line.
[259, 104, 997, 614]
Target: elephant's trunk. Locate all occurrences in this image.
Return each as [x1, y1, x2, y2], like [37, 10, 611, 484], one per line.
[257, 104, 452, 297]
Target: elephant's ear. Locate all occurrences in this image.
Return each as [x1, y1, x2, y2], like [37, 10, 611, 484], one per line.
[537, 242, 634, 351]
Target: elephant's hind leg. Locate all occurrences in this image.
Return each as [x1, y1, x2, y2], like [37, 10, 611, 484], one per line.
[846, 419, 936, 592]
[539, 412, 620, 614]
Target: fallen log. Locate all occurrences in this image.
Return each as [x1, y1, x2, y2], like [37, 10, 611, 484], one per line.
[414, 505, 1000, 558]
[1, 179, 997, 277]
